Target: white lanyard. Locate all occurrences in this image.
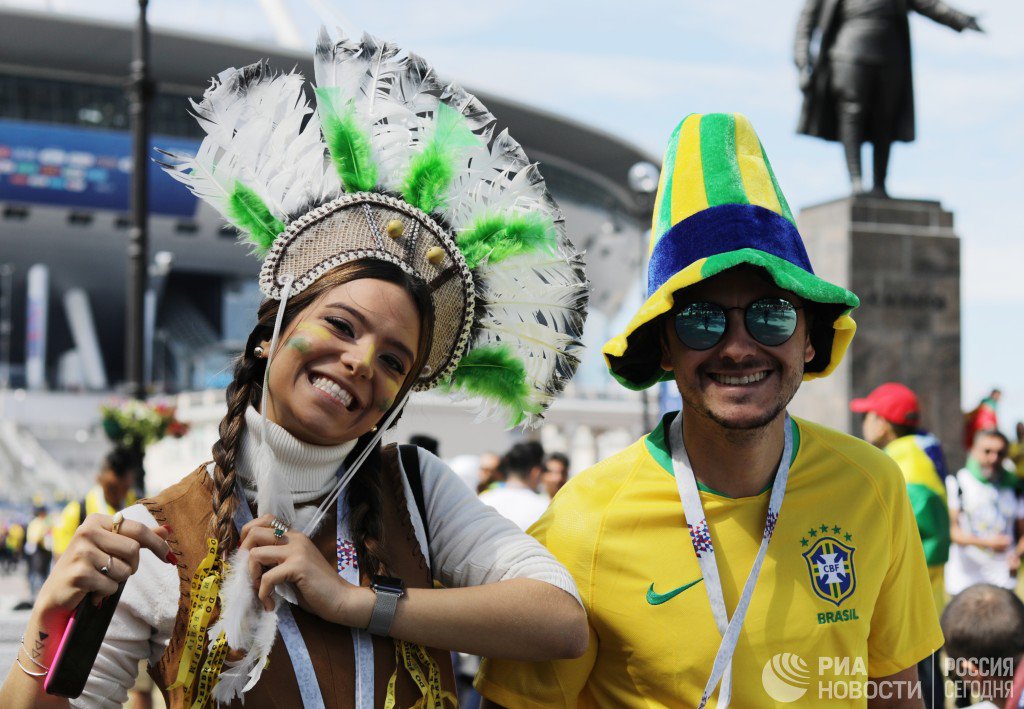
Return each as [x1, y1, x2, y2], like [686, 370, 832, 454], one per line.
[337, 492, 375, 708]
[669, 411, 792, 708]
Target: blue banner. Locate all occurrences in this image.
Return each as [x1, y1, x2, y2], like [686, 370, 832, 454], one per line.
[0, 119, 198, 217]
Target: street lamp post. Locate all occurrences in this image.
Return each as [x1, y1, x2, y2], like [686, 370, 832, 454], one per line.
[0, 264, 13, 389]
[628, 161, 661, 432]
[125, 0, 151, 401]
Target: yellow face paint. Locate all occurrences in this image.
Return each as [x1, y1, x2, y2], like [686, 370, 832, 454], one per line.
[296, 322, 332, 341]
[286, 323, 331, 355]
[361, 342, 376, 367]
[377, 379, 401, 412]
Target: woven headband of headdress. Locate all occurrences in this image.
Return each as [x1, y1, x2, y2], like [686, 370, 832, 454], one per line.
[160, 28, 588, 427]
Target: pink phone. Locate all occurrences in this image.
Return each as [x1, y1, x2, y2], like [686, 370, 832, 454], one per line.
[44, 583, 125, 698]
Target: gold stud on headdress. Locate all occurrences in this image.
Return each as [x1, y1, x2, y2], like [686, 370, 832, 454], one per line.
[426, 246, 445, 265]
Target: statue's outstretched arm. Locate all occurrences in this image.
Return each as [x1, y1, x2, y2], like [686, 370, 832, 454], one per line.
[909, 0, 983, 32]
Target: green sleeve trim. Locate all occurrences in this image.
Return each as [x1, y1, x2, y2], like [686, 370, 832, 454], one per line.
[907, 483, 951, 566]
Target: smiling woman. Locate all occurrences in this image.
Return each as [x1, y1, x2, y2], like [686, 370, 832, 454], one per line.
[260, 263, 432, 448]
[1, 27, 589, 709]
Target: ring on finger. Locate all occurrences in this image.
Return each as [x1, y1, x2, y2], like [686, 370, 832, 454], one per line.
[270, 518, 289, 541]
[100, 554, 113, 576]
[111, 511, 124, 535]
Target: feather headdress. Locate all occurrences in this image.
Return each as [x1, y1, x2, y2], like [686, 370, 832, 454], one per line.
[161, 28, 588, 424]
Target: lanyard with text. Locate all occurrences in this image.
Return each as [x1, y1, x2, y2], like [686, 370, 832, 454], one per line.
[669, 411, 792, 709]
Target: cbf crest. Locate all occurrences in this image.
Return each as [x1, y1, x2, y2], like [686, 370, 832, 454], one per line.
[802, 527, 856, 607]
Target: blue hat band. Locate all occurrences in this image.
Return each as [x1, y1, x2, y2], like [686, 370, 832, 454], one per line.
[647, 204, 813, 298]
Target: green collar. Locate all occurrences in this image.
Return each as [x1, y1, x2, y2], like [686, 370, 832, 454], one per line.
[965, 457, 1018, 489]
[644, 411, 801, 498]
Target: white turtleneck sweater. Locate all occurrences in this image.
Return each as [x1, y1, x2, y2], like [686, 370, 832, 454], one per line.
[75, 410, 580, 708]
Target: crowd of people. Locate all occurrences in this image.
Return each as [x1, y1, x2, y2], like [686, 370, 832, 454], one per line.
[851, 383, 1024, 707]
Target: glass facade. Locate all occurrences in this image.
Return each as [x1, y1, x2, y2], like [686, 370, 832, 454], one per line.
[0, 73, 202, 138]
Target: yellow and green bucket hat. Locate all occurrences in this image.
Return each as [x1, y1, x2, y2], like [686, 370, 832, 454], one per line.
[603, 112, 859, 390]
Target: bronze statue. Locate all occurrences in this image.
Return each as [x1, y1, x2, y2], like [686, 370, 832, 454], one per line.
[795, 0, 981, 196]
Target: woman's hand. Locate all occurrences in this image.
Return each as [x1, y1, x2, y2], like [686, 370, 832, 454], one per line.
[239, 515, 370, 625]
[0, 512, 176, 708]
[37, 513, 174, 620]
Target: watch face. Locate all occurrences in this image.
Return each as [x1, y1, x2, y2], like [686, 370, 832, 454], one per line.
[371, 575, 405, 594]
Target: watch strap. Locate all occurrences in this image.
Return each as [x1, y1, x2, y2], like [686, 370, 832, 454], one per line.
[367, 586, 402, 636]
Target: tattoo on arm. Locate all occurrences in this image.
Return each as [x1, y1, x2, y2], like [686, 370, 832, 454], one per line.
[31, 632, 47, 659]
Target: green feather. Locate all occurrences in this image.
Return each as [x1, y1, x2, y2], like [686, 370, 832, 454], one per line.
[457, 213, 557, 270]
[442, 345, 540, 427]
[226, 182, 285, 255]
[315, 87, 377, 193]
[402, 103, 478, 213]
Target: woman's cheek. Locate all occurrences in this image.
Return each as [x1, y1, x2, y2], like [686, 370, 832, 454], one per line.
[376, 379, 402, 412]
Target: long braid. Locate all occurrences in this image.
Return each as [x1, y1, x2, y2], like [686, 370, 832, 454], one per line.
[347, 442, 390, 577]
[210, 347, 266, 555]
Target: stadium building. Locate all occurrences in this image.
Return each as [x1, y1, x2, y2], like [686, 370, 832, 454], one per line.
[0, 7, 658, 497]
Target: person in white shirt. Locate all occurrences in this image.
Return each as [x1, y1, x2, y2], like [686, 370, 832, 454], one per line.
[480, 443, 550, 531]
[947, 429, 1024, 595]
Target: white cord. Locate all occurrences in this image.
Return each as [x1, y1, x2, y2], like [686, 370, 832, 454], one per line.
[302, 391, 411, 536]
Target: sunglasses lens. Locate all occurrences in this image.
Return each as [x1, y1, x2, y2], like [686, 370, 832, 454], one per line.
[746, 298, 798, 346]
[675, 303, 727, 350]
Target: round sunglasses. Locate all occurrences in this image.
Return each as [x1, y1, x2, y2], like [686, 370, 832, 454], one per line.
[673, 297, 802, 350]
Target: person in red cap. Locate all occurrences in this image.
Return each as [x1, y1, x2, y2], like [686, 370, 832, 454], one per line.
[851, 382, 951, 709]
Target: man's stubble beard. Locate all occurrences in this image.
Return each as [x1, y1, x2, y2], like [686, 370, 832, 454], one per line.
[680, 367, 804, 433]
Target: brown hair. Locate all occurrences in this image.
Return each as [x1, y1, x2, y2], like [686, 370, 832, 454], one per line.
[209, 260, 434, 571]
[942, 583, 1024, 666]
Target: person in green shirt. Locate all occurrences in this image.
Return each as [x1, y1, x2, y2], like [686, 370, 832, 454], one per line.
[852, 382, 950, 708]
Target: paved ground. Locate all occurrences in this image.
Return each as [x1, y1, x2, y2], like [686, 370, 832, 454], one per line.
[0, 565, 33, 671]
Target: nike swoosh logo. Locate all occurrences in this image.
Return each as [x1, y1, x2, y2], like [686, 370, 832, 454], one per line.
[646, 578, 704, 605]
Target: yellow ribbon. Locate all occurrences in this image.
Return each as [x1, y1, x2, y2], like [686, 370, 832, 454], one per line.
[168, 538, 221, 705]
[384, 640, 458, 709]
[191, 631, 228, 709]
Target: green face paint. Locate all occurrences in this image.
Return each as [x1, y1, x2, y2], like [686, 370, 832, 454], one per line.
[377, 397, 393, 412]
[286, 322, 331, 355]
[286, 336, 311, 354]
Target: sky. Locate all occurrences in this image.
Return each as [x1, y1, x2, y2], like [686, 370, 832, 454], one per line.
[7, 0, 1022, 424]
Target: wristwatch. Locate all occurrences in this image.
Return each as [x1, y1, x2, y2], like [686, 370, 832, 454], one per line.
[367, 575, 406, 636]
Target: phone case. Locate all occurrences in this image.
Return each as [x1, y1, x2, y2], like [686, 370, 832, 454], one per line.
[44, 583, 126, 698]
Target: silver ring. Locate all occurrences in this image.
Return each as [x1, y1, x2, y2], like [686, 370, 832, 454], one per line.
[100, 554, 112, 576]
[271, 518, 289, 541]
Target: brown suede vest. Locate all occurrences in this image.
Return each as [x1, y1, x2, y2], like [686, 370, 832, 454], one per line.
[141, 444, 456, 708]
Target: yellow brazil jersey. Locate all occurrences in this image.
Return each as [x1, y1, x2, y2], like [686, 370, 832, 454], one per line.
[477, 414, 942, 708]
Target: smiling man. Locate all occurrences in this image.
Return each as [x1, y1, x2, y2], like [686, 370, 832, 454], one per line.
[477, 113, 941, 708]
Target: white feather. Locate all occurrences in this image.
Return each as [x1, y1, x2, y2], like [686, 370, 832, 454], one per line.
[159, 62, 336, 238]
[209, 548, 256, 650]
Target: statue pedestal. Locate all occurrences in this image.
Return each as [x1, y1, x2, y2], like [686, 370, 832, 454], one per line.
[789, 195, 962, 462]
